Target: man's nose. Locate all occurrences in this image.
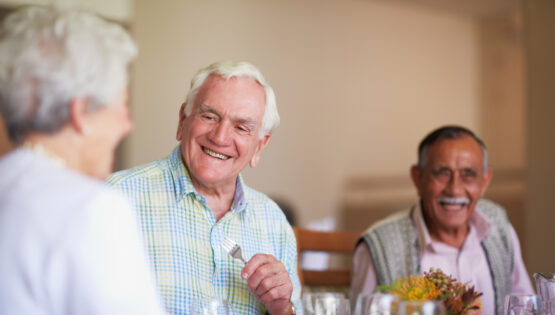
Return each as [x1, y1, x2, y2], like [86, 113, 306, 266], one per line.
[208, 121, 232, 145]
[445, 172, 464, 195]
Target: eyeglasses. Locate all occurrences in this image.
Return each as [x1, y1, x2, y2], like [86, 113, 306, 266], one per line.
[430, 167, 482, 184]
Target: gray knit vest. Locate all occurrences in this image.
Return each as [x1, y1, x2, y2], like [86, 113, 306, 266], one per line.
[360, 199, 514, 315]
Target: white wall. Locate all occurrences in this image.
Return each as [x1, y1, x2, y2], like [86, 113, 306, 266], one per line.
[129, 0, 479, 225]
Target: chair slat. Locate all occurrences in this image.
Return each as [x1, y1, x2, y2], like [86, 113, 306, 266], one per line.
[302, 270, 352, 287]
[295, 229, 360, 253]
[293, 227, 362, 287]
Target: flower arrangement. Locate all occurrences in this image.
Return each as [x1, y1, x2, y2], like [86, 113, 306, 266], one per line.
[376, 268, 483, 315]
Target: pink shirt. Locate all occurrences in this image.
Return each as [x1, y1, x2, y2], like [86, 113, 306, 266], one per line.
[350, 204, 534, 315]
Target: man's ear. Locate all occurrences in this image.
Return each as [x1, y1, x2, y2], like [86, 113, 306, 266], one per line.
[410, 165, 424, 197]
[480, 167, 493, 197]
[69, 98, 90, 135]
[249, 134, 271, 168]
[176, 102, 187, 141]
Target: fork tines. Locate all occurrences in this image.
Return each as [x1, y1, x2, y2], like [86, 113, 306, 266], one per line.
[221, 237, 247, 265]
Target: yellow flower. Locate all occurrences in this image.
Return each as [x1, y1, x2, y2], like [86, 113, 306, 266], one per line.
[388, 275, 441, 301]
[376, 268, 484, 314]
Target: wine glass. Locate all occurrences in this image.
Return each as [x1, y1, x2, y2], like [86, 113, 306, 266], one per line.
[371, 293, 399, 315]
[353, 292, 399, 315]
[190, 298, 231, 315]
[398, 300, 446, 315]
[353, 293, 375, 315]
[302, 292, 348, 315]
[314, 295, 350, 315]
[505, 294, 541, 315]
[541, 299, 555, 315]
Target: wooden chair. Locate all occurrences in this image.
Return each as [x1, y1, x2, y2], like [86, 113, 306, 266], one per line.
[293, 227, 362, 287]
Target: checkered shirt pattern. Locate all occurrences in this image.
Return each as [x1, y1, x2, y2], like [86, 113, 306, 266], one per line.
[107, 146, 302, 315]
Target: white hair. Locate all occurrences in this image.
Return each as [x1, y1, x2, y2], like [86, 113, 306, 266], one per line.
[0, 5, 137, 143]
[185, 60, 280, 138]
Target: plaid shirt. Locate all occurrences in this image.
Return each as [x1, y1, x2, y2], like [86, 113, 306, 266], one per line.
[107, 146, 301, 315]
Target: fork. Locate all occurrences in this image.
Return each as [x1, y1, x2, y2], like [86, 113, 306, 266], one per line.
[221, 237, 247, 265]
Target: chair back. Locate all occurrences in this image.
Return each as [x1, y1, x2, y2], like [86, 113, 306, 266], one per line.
[293, 227, 361, 287]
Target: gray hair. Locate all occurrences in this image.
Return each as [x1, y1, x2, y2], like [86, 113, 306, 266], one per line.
[0, 5, 137, 143]
[184, 60, 280, 139]
[417, 125, 489, 174]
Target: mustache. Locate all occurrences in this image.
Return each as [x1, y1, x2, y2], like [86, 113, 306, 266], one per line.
[437, 197, 470, 206]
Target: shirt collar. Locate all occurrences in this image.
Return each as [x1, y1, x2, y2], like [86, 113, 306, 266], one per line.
[231, 175, 248, 213]
[412, 202, 432, 255]
[21, 142, 66, 168]
[168, 144, 249, 213]
[168, 145, 197, 201]
[412, 200, 492, 255]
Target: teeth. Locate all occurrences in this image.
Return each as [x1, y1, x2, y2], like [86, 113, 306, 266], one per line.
[203, 147, 229, 160]
[438, 197, 470, 207]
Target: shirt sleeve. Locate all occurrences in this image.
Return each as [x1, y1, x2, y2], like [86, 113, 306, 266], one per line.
[508, 224, 534, 294]
[349, 242, 378, 307]
[47, 190, 166, 315]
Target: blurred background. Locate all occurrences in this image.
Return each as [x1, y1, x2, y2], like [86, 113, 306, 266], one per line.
[0, 0, 553, 276]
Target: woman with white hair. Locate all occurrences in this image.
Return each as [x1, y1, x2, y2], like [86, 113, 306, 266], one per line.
[0, 6, 164, 315]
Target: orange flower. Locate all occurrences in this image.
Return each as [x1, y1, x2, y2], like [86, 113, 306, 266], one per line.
[377, 268, 483, 315]
[387, 275, 440, 301]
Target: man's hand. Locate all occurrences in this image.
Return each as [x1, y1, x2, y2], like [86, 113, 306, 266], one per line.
[242, 254, 294, 315]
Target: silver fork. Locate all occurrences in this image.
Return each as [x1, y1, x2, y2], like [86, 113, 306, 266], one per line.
[221, 237, 247, 265]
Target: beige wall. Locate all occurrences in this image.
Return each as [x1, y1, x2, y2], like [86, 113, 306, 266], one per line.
[524, 0, 555, 274]
[129, 0, 480, 225]
[479, 10, 526, 171]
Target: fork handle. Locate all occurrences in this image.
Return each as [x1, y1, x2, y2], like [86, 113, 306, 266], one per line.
[238, 257, 247, 265]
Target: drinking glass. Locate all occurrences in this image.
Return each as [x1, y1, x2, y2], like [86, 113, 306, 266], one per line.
[302, 292, 349, 315]
[353, 293, 399, 315]
[506, 294, 541, 315]
[541, 299, 555, 315]
[353, 293, 375, 315]
[314, 295, 350, 315]
[398, 300, 446, 315]
[190, 298, 231, 315]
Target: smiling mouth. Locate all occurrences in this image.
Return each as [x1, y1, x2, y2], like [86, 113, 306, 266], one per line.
[437, 197, 470, 211]
[202, 147, 230, 160]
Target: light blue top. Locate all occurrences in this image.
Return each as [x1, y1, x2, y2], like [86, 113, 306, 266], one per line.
[108, 145, 301, 314]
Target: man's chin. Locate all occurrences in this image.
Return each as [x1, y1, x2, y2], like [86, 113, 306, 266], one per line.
[190, 171, 236, 189]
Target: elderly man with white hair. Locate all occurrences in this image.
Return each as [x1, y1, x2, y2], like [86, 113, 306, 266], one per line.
[108, 61, 301, 315]
[0, 5, 165, 315]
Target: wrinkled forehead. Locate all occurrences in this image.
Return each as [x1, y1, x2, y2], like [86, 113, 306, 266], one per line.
[424, 135, 485, 167]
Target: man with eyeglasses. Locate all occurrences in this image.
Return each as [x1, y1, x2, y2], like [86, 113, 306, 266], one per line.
[350, 126, 533, 315]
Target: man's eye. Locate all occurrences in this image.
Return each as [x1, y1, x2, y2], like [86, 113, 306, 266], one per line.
[236, 126, 250, 133]
[201, 114, 215, 120]
[432, 169, 451, 182]
[437, 169, 450, 176]
[461, 170, 477, 179]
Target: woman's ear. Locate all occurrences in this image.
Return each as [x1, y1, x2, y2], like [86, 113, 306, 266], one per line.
[68, 98, 90, 135]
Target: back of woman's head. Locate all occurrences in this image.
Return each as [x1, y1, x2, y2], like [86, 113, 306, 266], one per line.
[0, 5, 137, 143]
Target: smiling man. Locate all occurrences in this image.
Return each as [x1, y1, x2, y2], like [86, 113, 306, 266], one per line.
[108, 61, 300, 315]
[350, 126, 533, 315]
